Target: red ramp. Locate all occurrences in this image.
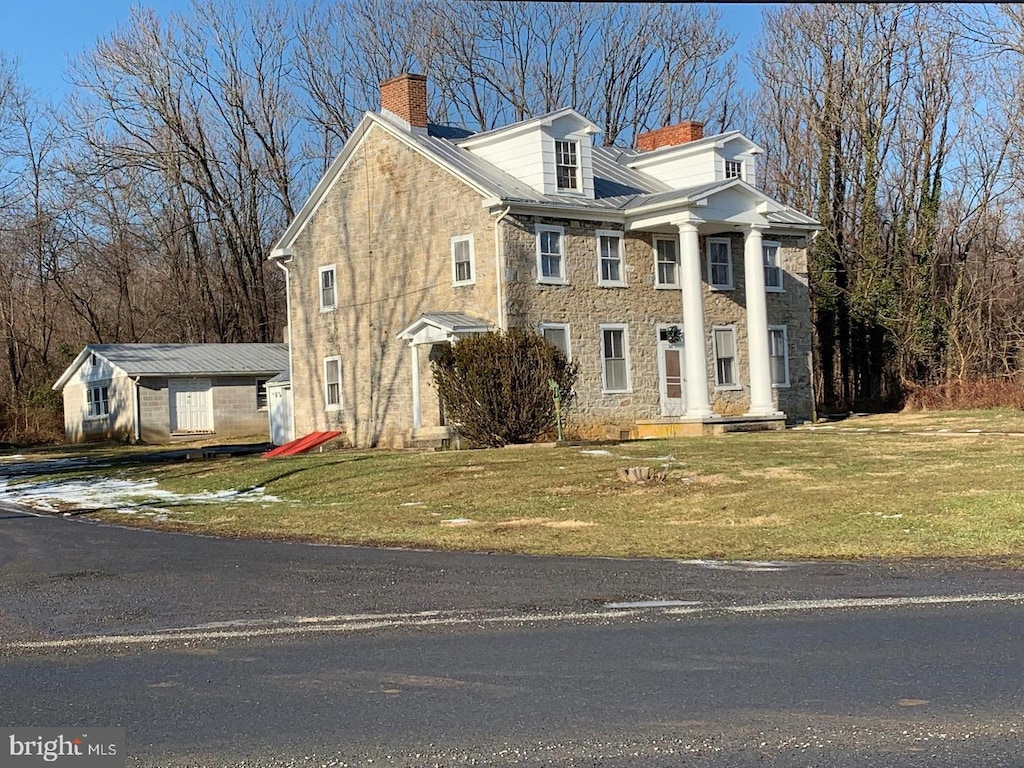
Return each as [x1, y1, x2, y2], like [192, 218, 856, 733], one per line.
[263, 431, 343, 457]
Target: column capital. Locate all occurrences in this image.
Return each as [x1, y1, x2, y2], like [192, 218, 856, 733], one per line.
[747, 223, 770, 233]
[670, 212, 705, 231]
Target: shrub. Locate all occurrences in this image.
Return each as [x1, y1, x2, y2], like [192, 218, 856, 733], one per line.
[431, 328, 578, 447]
[903, 377, 1024, 411]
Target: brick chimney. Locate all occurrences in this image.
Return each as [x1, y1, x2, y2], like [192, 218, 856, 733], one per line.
[380, 73, 428, 131]
[636, 121, 705, 152]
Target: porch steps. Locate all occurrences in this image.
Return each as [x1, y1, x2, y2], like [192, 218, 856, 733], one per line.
[263, 430, 343, 457]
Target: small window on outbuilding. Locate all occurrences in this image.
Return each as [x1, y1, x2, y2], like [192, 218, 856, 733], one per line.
[256, 378, 269, 410]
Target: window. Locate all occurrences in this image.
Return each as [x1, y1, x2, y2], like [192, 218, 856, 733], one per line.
[725, 159, 743, 179]
[451, 235, 475, 286]
[85, 385, 109, 418]
[256, 378, 269, 410]
[707, 238, 733, 290]
[596, 230, 625, 287]
[539, 322, 571, 360]
[769, 326, 790, 387]
[323, 356, 342, 410]
[654, 237, 679, 288]
[600, 324, 631, 393]
[713, 326, 738, 388]
[763, 241, 783, 291]
[89, 352, 98, 368]
[535, 224, 566, 284]
[319, 265, 337, 311]
[555, 139, 579, 191]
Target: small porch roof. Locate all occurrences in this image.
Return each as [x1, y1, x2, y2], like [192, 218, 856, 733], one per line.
[397, 312, 494, 345]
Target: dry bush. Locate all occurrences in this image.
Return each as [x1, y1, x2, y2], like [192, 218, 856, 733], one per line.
[903, 378, 1024, 411]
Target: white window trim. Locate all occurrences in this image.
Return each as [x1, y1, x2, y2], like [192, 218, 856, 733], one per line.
[539, 322, 572, 361]
[554, 138, 582, 193]
[323, 355, 342, 411]
[653, 236, 680, 289]
[255, 378, 270, 411]
[706, 237, 734, 291]
[84, 383, 110, 420]
[599, 323, 632, 394]
[712, 324, 741, 391]
[450, 234, 475, 287]
[763, 240, 784, 293]
[725, 159, 744, 180]
[535, 224, 567, 285]
[595, 229, 626, 288]
[769, 324, 791, 388]
[319, 264, 337, 312]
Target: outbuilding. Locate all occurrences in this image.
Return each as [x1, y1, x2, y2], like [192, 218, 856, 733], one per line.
[52, 343, 289, 444]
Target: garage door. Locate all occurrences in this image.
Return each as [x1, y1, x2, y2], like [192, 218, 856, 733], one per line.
[169, 379, 213, 433]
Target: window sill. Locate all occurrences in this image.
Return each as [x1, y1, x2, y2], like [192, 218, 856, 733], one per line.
[654, 283, 681, 290]
[602, 389, 632, 395]
[709, 285, 734, 292]
[715, 385, 743, 392]
[597, 282, 628, 289]
[325, 404, 343, 412]
[538, 278, 569, 286]
[320, 306, 337, 313]
[772, 383, 791, 389]
[452, 280, 475, 288]
[765, 286, 785, 294]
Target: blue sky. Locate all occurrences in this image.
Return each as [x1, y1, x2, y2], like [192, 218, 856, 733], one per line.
[1, 1, 766, 101]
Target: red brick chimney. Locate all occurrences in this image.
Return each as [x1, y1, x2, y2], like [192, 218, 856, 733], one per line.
[380, 73, 428, 130]
[636, 121, 705, 151]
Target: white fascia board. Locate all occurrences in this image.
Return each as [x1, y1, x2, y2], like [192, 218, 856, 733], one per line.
[52, 347, 92, 391]
[501, 201, 628, 222]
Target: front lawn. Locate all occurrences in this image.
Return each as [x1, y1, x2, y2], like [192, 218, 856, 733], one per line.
[5, 410, 1024, 561]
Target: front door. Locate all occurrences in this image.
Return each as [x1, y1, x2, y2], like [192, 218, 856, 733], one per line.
[170, 378, 213, 433]
[657, 328, 686, 417]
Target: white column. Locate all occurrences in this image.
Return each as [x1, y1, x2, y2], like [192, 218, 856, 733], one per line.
[410, 344, 422, 430]
[744, 225, 777, 416]
[676, 218, 714, 418]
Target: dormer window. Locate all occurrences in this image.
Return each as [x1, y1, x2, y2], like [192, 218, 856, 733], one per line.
[555, 140, 579, 191]
[725, 160, 743, 180]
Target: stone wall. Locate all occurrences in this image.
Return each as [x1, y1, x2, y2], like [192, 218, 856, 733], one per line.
[502, 217, 813, 437]
[286, 123, 499, 447]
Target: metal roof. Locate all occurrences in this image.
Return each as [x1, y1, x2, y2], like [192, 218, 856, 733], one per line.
[94, 343, 287, 375]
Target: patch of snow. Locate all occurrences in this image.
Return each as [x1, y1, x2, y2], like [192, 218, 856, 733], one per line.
[579, 449, 612, 456]
[400, 501, 425, 507]
[440, 517, 472, 526]
[0, 454, 26, 462]
[0, 476, 281, 517]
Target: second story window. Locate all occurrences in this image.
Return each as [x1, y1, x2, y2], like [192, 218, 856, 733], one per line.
[763, 241, 783, 291]
[725, 159, 743, 179]
[451, 235, 475, 286]
[536, 224, 566, 284]
[596, 230, 625, 287]
[555, 140, 579, 191]
[319, 265, 337, 311]
[707, 238, 733, 290]
[654, 237, 679, 288]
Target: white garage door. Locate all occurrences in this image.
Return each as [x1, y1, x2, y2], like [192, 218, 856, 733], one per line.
[169, 379, 213, 433]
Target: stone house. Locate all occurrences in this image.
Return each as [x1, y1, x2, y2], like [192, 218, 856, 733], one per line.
[270, 74, 820, 448]
[53, 344, 289, 443]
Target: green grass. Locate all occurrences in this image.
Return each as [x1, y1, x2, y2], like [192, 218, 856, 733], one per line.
[6, 408, 1024, 561]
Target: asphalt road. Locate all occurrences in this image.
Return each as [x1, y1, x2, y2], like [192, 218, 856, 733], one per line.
[3, 508, 1024, 766]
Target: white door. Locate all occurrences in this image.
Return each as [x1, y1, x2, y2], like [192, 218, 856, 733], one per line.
[269, 385, 293, 445]
[657, 329, 686, 417]
[170, 379, 213, 433]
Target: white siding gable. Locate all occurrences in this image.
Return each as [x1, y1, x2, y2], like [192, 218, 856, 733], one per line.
[629, 133, 762, 190]
[466, 129, 548, 193]
[70, 354, 125, 386]
[460, 109, 599, 199]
